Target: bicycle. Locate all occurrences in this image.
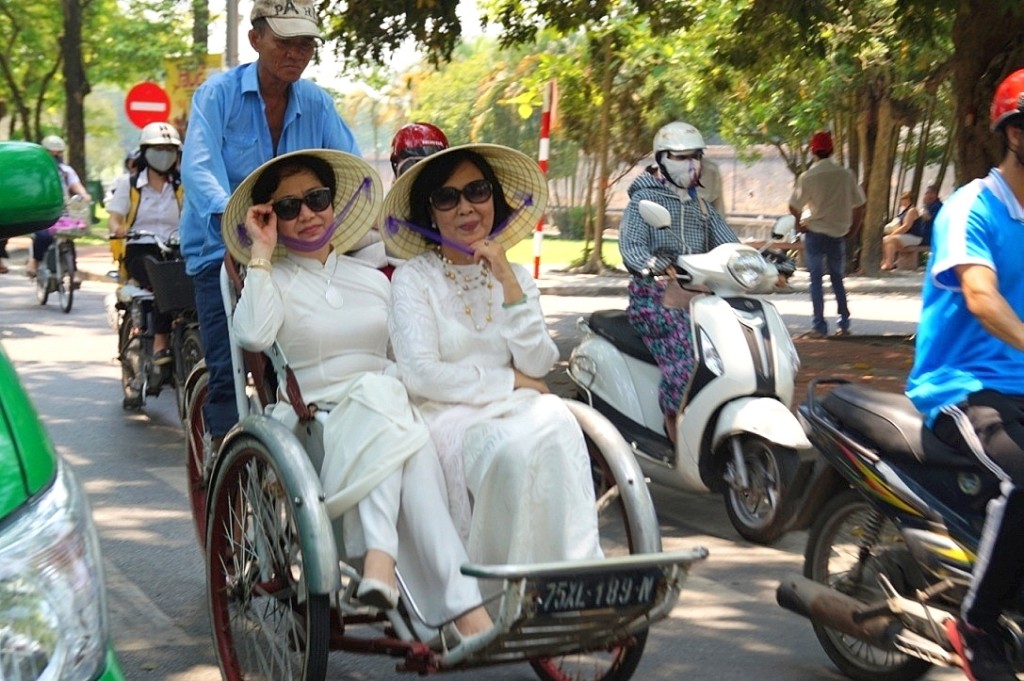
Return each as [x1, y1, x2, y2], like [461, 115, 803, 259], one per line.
[111, 230, 202, 416]
[34, 196, 88, 313]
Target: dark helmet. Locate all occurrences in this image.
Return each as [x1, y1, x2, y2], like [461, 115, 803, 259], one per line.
[990, 68, 1024, 132]
[390, 122, 449, 177]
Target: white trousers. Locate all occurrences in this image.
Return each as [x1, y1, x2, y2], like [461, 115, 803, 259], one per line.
[342, 443, 483, 626]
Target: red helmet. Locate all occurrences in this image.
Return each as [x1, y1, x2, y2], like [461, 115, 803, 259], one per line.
[990, 68, 1024, 132]
[810, 131, 833, 155]
[390, 123, 449, 177]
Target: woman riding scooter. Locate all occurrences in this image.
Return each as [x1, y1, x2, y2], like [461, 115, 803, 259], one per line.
[107, 121, 184, 370]
[619, 121, 738, 441]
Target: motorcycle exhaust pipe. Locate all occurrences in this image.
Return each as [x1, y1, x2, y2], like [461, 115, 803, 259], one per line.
[777, 573, 898, 649]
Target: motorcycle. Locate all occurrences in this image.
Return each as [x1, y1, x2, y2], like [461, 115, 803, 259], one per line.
[35, 195, 88, 313]
[776, 377, 1015, 680]
[110, 230, 203, 418]
[567, 200, 813, 544]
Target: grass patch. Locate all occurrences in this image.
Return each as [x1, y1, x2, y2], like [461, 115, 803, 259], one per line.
[506, 236, 622, 269]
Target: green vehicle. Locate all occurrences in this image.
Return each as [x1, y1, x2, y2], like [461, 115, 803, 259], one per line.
[0, 141, 125, 680]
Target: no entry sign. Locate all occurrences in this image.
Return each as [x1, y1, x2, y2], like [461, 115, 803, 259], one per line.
[125, 82, 171, 128]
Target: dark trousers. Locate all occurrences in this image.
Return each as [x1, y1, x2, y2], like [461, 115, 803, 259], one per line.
[126, 244, 172, 335]
[934, 390, 1024, 632]
[193, 263, 238, 438]
[803, 230, 850, 334]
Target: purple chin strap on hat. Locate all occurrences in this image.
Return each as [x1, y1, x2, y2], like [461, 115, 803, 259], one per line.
[234, 177, 373, 255]
[384, 191, 535, 255]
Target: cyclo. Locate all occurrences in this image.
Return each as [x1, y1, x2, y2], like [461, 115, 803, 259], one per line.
[180, 252, 708, 681]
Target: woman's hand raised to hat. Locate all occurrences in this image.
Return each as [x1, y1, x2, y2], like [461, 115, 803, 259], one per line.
[246, 203, 279, 261]
[472, 237, 525, 305]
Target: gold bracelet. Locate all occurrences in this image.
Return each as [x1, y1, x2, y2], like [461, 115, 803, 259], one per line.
[248, 257, 272, 272]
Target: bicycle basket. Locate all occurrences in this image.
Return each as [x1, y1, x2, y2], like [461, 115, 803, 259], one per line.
[144, 258, 196, 312]
[49, 215, 89, 238]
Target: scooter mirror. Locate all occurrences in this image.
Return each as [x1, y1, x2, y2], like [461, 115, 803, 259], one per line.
[771, 214, 797, 241]
[638, 200, 672, 230]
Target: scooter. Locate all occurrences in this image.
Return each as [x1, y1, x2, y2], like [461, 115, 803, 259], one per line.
[776, 378, 1015, 680]
[568, 201, 813, 544]
[109, 231, 203, 418]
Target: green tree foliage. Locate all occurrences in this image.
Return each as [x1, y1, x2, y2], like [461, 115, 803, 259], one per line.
[0, 0, 189, 177]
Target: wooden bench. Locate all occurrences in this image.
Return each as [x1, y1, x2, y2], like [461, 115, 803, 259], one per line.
[896, 245, 930, 271]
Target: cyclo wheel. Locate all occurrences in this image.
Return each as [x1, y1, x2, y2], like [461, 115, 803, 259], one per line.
[206, 433, 330, 681]
[805, 490, 932, 681]
[184, 365, 210, 545]
[57, 242, 74, 313]
[529, 434, 647, 681]
[175, 325, 204, 422]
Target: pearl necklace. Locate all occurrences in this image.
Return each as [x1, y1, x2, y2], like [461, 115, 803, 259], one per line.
[437, 251, 494, 330]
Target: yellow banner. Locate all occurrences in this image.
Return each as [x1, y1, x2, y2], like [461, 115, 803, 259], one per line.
[164, 54, 224, 129]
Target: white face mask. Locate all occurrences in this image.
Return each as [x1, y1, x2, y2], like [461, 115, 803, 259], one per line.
[144, 148, 178, 173]
[661, 158, 702, 190]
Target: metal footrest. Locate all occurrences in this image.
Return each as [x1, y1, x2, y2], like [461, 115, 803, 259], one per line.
[437, 548, 709, 668]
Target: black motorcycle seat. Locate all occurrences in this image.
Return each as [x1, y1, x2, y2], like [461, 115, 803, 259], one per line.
[589, 310, 656, 364]
[822, 383, 973, 468]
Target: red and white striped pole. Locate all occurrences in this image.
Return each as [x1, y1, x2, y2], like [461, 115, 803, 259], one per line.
[534, 80, 554, 279]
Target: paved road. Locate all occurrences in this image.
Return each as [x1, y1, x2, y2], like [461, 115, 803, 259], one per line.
[0, 270, 959, 681]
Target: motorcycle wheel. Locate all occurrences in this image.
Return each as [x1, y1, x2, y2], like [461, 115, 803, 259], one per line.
[723, 434, 798, 545]
[805, 490, 932, 681]
[119, 312, 147, 410]
[57, 245, 74, 313]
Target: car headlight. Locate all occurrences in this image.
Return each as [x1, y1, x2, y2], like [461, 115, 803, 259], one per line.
[726, 249, 775, 291]
[1, 460, 109, 681]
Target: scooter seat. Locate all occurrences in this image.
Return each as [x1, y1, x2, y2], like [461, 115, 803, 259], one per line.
[589, 310, 656, 365]
[822, 383, 973, 469]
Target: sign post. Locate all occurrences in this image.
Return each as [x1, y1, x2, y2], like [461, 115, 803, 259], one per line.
[124, 82, 171, 129]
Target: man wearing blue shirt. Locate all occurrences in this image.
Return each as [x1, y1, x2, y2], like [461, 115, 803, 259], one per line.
[906, 68, 1024, 681]
[180, 0, 359, 441]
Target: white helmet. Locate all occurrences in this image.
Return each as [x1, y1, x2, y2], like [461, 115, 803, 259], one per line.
[41, 134, 66, 153]
[139, 122, 182, 148]
[653, 121, 705, 156]
[653, 122, 705, 190]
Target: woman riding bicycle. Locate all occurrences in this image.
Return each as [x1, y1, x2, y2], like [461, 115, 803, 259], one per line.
[27, 135, 91, 279]
[107, 122, 184, 367]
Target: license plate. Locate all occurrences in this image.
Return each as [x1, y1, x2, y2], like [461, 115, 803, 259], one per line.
[533, 568, 663, 615]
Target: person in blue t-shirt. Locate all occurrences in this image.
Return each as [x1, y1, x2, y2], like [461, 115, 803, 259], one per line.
[179, 0, 359, 443]
[906, 68, 1024, 681]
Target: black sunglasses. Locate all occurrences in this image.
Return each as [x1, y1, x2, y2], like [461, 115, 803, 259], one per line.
[429, 179, 493, 211]
[271, 187, 333, 220]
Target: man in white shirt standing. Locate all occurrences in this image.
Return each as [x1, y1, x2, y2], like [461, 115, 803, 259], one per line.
[788, 131, 866, 338]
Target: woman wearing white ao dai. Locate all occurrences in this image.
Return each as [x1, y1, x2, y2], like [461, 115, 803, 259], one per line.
[390, 254, 602, 566]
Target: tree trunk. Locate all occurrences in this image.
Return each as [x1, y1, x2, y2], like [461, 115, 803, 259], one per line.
[860, 95, 898, 276]
[61, 0, 89, 180]
[193, 0, 210, 54]
[950, 3, 1024, 185]
[584, 35, 614, 274]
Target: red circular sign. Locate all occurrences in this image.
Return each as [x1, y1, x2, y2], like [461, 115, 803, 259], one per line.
[124, 82, 171, 128]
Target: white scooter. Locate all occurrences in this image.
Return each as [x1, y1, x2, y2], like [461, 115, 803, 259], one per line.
[568, 201, 813, 544]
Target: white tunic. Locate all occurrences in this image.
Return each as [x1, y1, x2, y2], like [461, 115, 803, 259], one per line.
[389, 252, 602, 567]
[232, 251, 422, 517]
[232, 251, 484, 625]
